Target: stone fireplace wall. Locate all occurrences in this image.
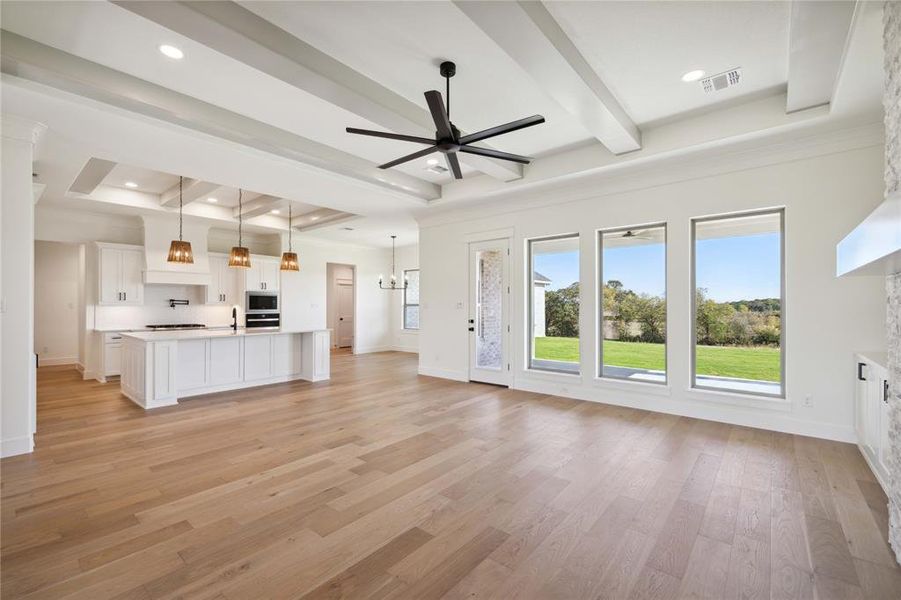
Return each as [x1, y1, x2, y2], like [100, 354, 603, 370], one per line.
[884, 0, 900, 564]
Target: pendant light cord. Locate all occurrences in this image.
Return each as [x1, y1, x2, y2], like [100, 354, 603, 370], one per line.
[446, 75, 450, 120]
[178, 176, 184, 241]
[391, 235, 396, 281]
[288, 205, 293, 252]
[238, 188, 243, 247]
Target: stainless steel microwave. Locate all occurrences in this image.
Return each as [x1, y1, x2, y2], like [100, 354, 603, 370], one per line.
[246, 290, 278, 313]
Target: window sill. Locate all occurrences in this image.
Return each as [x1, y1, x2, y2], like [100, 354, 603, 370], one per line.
[684, 387, 791, 412]
[592, 377, 671, 397]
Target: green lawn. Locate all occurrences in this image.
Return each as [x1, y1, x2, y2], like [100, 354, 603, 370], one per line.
[533, 337, 780, 382]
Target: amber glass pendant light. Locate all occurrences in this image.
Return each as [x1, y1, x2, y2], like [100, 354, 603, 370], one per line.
[280, 204, 299, 272]
[167, 176, 194, 264]
[228, 188, 251, 268]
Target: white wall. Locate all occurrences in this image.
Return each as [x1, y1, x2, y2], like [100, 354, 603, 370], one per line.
[418, 143, 887, 442]
[279, 237, 394, 354]
[390, 243, 419, 353]
[1, 116, 42, 457]
[34, 241, 80, 365]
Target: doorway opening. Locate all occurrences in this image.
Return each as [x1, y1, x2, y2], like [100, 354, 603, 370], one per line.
[326, 263, 356, 352]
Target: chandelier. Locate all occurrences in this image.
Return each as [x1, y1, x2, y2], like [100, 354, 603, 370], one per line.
[379, 235, 407, 291]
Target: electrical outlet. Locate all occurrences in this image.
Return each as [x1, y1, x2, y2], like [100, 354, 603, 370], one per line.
[803, 395, 813, 407]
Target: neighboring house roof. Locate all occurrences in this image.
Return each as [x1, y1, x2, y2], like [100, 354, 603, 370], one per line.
[533, 271, 551, 284]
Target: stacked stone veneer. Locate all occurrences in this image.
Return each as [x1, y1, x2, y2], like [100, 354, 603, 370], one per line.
[884, 0, 901, 565]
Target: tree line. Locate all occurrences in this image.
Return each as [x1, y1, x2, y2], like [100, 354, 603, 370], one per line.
[542, 280, 780, 346]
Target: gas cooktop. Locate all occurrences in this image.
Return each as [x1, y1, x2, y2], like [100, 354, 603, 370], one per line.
[145, 324, 207, 330]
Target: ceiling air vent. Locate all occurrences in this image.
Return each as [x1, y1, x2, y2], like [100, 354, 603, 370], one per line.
[700, 68, 741, 93]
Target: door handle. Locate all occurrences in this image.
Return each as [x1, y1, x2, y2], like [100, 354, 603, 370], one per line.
[857, 362, 866, 381]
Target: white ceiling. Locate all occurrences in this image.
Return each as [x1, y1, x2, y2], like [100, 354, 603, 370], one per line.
[544, 1, 791, 125]
[0, 0, 885, 248]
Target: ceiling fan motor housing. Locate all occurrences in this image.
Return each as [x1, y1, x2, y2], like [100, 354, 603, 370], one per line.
[439, 61, 456, 78]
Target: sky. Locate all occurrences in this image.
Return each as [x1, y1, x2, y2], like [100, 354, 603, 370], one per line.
[533, 232, 780, 302]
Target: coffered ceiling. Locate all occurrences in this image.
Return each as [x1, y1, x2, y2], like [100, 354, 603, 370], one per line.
[0, 0, 885, 247]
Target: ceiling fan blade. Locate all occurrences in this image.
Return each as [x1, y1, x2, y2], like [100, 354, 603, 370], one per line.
[458, 145, 532, 165]
[378, 145, 439, 170]
[346, 127, 434, 145]
[445, 153, 463, 179]
[459, 115, 545, 145]
[424, 90, 453, 139]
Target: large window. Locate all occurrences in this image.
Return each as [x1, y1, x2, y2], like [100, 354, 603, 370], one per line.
[403, 269, 420, 330]
[599, 224, 667, 383]
[692, 209, 783, 397]
[529, 235, 580, 373]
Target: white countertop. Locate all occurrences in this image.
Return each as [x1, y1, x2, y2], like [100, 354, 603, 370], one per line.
[120, 328, 325, 341]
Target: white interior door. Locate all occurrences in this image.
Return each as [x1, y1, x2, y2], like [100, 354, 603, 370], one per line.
[468, 239, 510, 386]
[336, 279, 354, 348]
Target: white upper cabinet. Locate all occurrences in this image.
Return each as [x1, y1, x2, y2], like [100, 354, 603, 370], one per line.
[98, 244, 144, 305]
[244, 256, 280, 292]
[206, 254, 240, 305]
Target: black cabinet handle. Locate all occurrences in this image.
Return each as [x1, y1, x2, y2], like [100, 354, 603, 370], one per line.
[857, 362, 866, 381]
[885, 380, 890, 404]
[468, 327, 474, 332]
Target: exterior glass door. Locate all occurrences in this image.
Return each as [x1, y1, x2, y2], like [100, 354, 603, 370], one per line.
[469, 239, 510, 386]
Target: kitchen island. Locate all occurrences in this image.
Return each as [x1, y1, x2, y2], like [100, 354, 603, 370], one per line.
[119, 329, 330, 409]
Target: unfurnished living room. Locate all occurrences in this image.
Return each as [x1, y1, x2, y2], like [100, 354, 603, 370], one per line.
[1, 1, 900, 598]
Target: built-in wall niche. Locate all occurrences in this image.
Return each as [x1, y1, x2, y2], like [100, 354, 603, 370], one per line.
[207, 228, 281, 257]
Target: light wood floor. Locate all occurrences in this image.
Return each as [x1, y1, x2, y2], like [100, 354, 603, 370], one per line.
[2, 352, 900, 599]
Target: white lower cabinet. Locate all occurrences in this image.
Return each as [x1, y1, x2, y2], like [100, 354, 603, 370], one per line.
[177, 339, 209, 390]
[209, 337, 243, 386]
[244, 335, 273, 381]
[853, 353, 890, 491]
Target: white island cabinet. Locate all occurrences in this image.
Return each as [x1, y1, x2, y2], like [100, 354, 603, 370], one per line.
[119, 329, 330, 409]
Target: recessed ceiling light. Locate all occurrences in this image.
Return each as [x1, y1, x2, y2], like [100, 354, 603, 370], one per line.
[681, 69, 706, 83]
[124, 181, 138, 188]
[310, 216, 320, 221]
[342, 227, 354, 231]
[206, 197, 218, 203]
[271, 209, 280, 215]
[159, 44, 184, 60]
[426, 158, 439, 166]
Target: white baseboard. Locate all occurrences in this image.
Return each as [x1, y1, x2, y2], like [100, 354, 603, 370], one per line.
[1, 434, 34, 458]
[418, 365, 468, 382]
[514, 377, 856, 443]
[76, 362, 85, 373]
[38, 357, 77, 367]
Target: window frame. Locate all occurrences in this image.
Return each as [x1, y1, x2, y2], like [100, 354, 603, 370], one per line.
[597, 222, 668, 384]
[527, 233, 581, 375]
[690, 207, 785, 399]
[402, 268, 420, 330]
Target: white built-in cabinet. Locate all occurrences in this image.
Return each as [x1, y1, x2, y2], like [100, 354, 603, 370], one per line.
[244, 256, 280, 292]
[206, 254, 241, 305]
[102, 332, 123, 379]
[854, 353, 891, 491]
[98, 243, 144, 305]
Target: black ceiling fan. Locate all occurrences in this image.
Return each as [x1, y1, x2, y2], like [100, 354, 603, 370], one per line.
[346, 61, 545, 179]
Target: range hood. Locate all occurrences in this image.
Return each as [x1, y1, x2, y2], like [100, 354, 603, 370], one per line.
[141, 215, 212, 285]
[837, 191, 901, 277]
